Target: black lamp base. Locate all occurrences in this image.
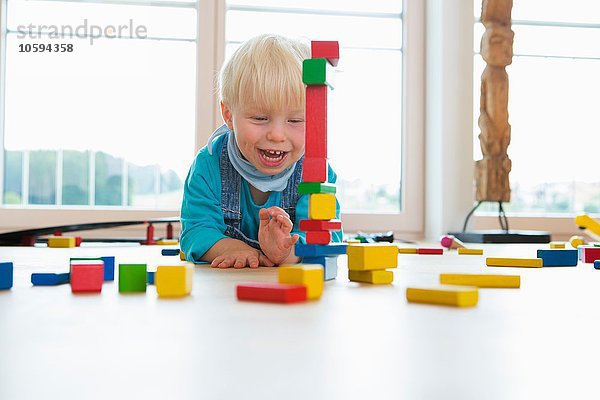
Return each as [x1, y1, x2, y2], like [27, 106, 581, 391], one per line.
[448, 230, 551, 244]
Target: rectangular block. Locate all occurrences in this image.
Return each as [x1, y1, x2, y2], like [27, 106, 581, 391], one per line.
[156, 239, 179, 245]
[48, 236, 76, 248]
[595, 260, 600, 270]
[486, 257, 543, 268]
[302, 157, 327, 183]
[31, 272, 70, 286]
[297, 182, 336, 195]
[440, 273, 520, 288]
[0, 262, 14, 290]
[581, 247, 600, 263]
[299, 219, 341, 232]
[119, 264, 147, 293]
[305, 230, 331, 245]
[347, 244, 398, 271]
[398, 247, 418, 254]
[537, 249, 578, 267]
[147, 271, 155, 285]
[161, 248, 181, 256]
[349, 269, 393, 284]
[311, 41, 339, 66]
[70, 263, 104, 293]
[308, 193, 336, 220]
[180, 251, 186, 261]
[302, 256, 338, 280]
[302, 58, 335, 88]
[279, 264, 324, 299]
[417, 248, 444, 255]
[236, 282, 307, 303]
[155, 264, 193, 297]
[305, 85, 327, 158]
[295, 243, 348, 257]
[550, 242, 566, 249]
[458, 248, 484, 255]
[406, 286, 479, 307]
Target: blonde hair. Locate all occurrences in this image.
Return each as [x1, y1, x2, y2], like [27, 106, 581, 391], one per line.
[219, 34, 310, 112]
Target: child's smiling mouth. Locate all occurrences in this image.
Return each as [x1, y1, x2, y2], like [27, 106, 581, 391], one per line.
[257, 148, 288, 168]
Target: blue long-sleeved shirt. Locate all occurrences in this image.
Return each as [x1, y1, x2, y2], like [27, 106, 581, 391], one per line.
[180, 134, 342, 262]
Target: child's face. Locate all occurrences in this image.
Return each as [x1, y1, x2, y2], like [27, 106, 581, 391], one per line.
[221, 101, 305, 177]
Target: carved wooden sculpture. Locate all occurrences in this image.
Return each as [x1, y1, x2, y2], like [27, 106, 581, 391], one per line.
[475, 0, 514, 202]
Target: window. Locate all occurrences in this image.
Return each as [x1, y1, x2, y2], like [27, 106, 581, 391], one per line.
[1, 0, 197, 209]
[473, 0, 600, 216]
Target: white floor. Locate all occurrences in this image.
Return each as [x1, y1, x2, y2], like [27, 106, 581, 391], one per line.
[0, 243, 599, 400]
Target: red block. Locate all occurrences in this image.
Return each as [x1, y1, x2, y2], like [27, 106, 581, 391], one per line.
[311, 41, 339, 66]
[305, 230, 332, 245]
[70, 263, 104, 293]
[75, 236, 82, 247]
[302, 157, 327, 182]
[236, 282, 307, 303]
[417, 248, 444, 255]
[306, 85, 327, 159]
[582, 247, 600, 263]
[299, 219, 342, 231]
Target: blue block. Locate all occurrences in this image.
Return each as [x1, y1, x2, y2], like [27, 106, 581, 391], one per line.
[0, 262, 13, 290]
[295, 243, 347, 257]
[595, 260, 600, 270]
[147, 271, 155, 285]
[302, 256, 338, 281]
[161, 248, 181, 256]
[31, 272, 70, 286]
[537, 249, 578, 267]
[101, 256, 115, 281]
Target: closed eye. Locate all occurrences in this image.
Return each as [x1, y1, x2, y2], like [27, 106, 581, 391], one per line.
[289, 119, 304, 124]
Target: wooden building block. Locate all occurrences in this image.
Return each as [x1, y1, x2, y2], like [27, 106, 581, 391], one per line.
[537, 249, 578, 267]
[302, 58, 335, 88]
[440, 273, 520, 288]
[398, 247, 418, 254]
[48, 236, 76, 248]
[486, 257, 543, 268]
[440, 234, 466, 249]
[70, 263, 104, 293]
[301, 256, 338, 280]
[406, 286, 479, 307]
[305, 85, 327, 159]
[575, 214, 600, 236]
[348, 269, 393, 284]
[311, 41, 339, 66]
[236, 282, 307, 303]
[308, 193, 336, 220]
[550, 242, 566, 249]
[31, 272, 70, 286]
[581, 247, 600, 263]
[147, 271, 155, 285]
[347, 244, 398, 271]
[156, 239, 179, 245]
[458, 248, 484, 255]
[417, 248, 444, 255]
[299, 219, 342, 232]
[71, 257, 114, 281]
[161, 248, 181, 256]
[155, 264, 193, 297]
[279, 264, 324, 299]
[294, 243, 347, 257]
[180, 251, 186, 261]
[305, 230, 331, 245]
[297, 182, 336, 194]
[570, 235, 586, 248]
[595, 260, 600, 270]
[0, 262, 13, 290]
[118, 264, 147, 293]
[302, 157, 327, 182]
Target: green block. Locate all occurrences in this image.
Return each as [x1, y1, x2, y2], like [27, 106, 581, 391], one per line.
[119, 264, 147, 293]
[302, 58, 334, 88]
[298, 182, 336, 195]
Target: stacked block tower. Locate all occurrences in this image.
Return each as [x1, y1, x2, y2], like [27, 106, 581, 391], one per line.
[295, 41, 347, 280]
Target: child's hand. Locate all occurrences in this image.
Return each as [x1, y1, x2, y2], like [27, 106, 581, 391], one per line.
[210, 248, 275, 269]
[258, 206, 300, 265]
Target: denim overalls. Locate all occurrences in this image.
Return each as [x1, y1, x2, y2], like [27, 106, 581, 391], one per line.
[219, 133, 304, 250]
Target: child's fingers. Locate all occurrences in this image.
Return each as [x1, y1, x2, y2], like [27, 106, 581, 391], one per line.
[259, 254, 275, 267]
[248, 254, 259, 268]
[283, 234, 300, 249]
[276, 214, 294, 232]
[233, 256, 246, 269]
[211, 256, 225, 268]
[266, 206, 290, 219]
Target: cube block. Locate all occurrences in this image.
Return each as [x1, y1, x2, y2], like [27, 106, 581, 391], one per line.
[406, 286, 479, 307]
[440, 273, 520, 288]
[302, 58, 335, 88]
[278, 264, 324, 299]
[0, 262, 14, 290]
[119, 264, 147, 293]
[155, 265, 193, 297]
[302, 256, 338, 280]
[31, 272, 70, 286]
[297, 182, 336, 195]
[48, 236, 76, 248]
[311, 41, 340, 66]
[308, 193, 336, 220]
[349, 270, 394, 284]
[347, 244, 398, 271]
[302, 157, 327, 183]
[236, 282, 307, 303]
[71, 263, 104, 293]
[305, 230, 331, 245]
[537, 249, 578, 267]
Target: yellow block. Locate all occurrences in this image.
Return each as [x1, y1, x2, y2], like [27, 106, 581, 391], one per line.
[486, 257, 542, 268]
[347, 244, 398, 271]
[458, 248, 484, 255]
[155, 264, 193, 297]
[157, 239, 179, 245]
[348, 269, 393, 284]
[569, 235, 585, 248]
[278, 264, 323, 300]
[575, 214, 600, 236]
[406, 286, 478, 307]
[308, 193, 336, 220]
[346, 239, 361, 244]
[440, 273, 520, 288]
[549, 242, 565, 249]
[180, 251, 186, 261]
[398, 248, 418, 254]
[48, 236, 76, 248]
